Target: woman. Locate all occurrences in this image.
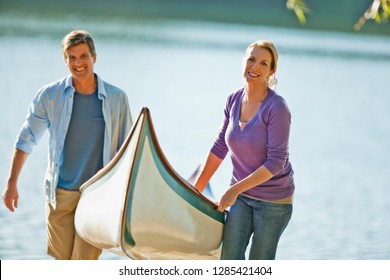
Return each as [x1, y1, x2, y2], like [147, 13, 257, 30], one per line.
[194, 40, 294, 260]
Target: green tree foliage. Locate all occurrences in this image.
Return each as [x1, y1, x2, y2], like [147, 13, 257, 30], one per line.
[286, 0, 311, 24]
[287, 0, 390, 30]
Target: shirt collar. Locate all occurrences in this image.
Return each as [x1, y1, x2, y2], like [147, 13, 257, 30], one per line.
[95, 74, 107, 100]
[64, 74, 107, 99]
[64, 75, 74, 92]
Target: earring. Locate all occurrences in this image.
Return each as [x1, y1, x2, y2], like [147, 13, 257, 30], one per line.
[268, 75, 278, 89]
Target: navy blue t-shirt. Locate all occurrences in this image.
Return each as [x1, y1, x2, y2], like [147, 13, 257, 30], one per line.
[58, 90, 104, 190]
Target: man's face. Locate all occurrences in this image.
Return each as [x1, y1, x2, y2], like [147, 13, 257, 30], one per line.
[64, 43, 96, 81]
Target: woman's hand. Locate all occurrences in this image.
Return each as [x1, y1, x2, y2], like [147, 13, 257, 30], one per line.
[217, 188, 239, 212]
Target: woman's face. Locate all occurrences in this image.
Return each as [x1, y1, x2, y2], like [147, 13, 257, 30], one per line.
[242, 46, 274, 87]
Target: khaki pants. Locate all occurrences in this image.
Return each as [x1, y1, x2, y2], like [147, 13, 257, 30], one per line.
[46, 188, 102, 260]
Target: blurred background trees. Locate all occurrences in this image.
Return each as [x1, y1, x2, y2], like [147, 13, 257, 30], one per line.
[287, 0, 389, 30]
[1, 0, 389, 36]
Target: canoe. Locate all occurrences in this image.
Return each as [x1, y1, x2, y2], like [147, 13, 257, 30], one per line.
[74, 107, 225, 260]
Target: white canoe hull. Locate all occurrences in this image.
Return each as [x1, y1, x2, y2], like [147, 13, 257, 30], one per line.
[75, 108, 225, 259]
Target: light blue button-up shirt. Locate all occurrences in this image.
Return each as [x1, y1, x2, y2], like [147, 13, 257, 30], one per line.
[16, 74, 133, 208]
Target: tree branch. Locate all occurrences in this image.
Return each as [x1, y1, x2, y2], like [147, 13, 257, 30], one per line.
[285, 0, 389, 31]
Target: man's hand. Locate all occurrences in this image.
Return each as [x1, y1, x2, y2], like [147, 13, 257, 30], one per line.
[2, 183, 19, 212]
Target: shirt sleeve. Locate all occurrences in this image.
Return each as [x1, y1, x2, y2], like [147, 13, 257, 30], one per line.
[262, 98, 292, 175]
[210, 95, 232, 160]
[15, 89, 49, 154]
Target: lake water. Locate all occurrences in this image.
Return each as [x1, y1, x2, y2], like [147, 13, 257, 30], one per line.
[1, 13, 390, 260]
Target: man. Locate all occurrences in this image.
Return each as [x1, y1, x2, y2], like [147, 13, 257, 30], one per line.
[2, 30, 132, 259]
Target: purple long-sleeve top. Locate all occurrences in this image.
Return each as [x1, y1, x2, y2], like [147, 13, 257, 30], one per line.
[211, 88, 294, 201]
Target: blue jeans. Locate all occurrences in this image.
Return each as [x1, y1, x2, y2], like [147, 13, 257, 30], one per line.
[220, 195, 292, 260]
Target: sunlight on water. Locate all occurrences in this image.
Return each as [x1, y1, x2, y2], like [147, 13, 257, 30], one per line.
[0, 12, 389, 260]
